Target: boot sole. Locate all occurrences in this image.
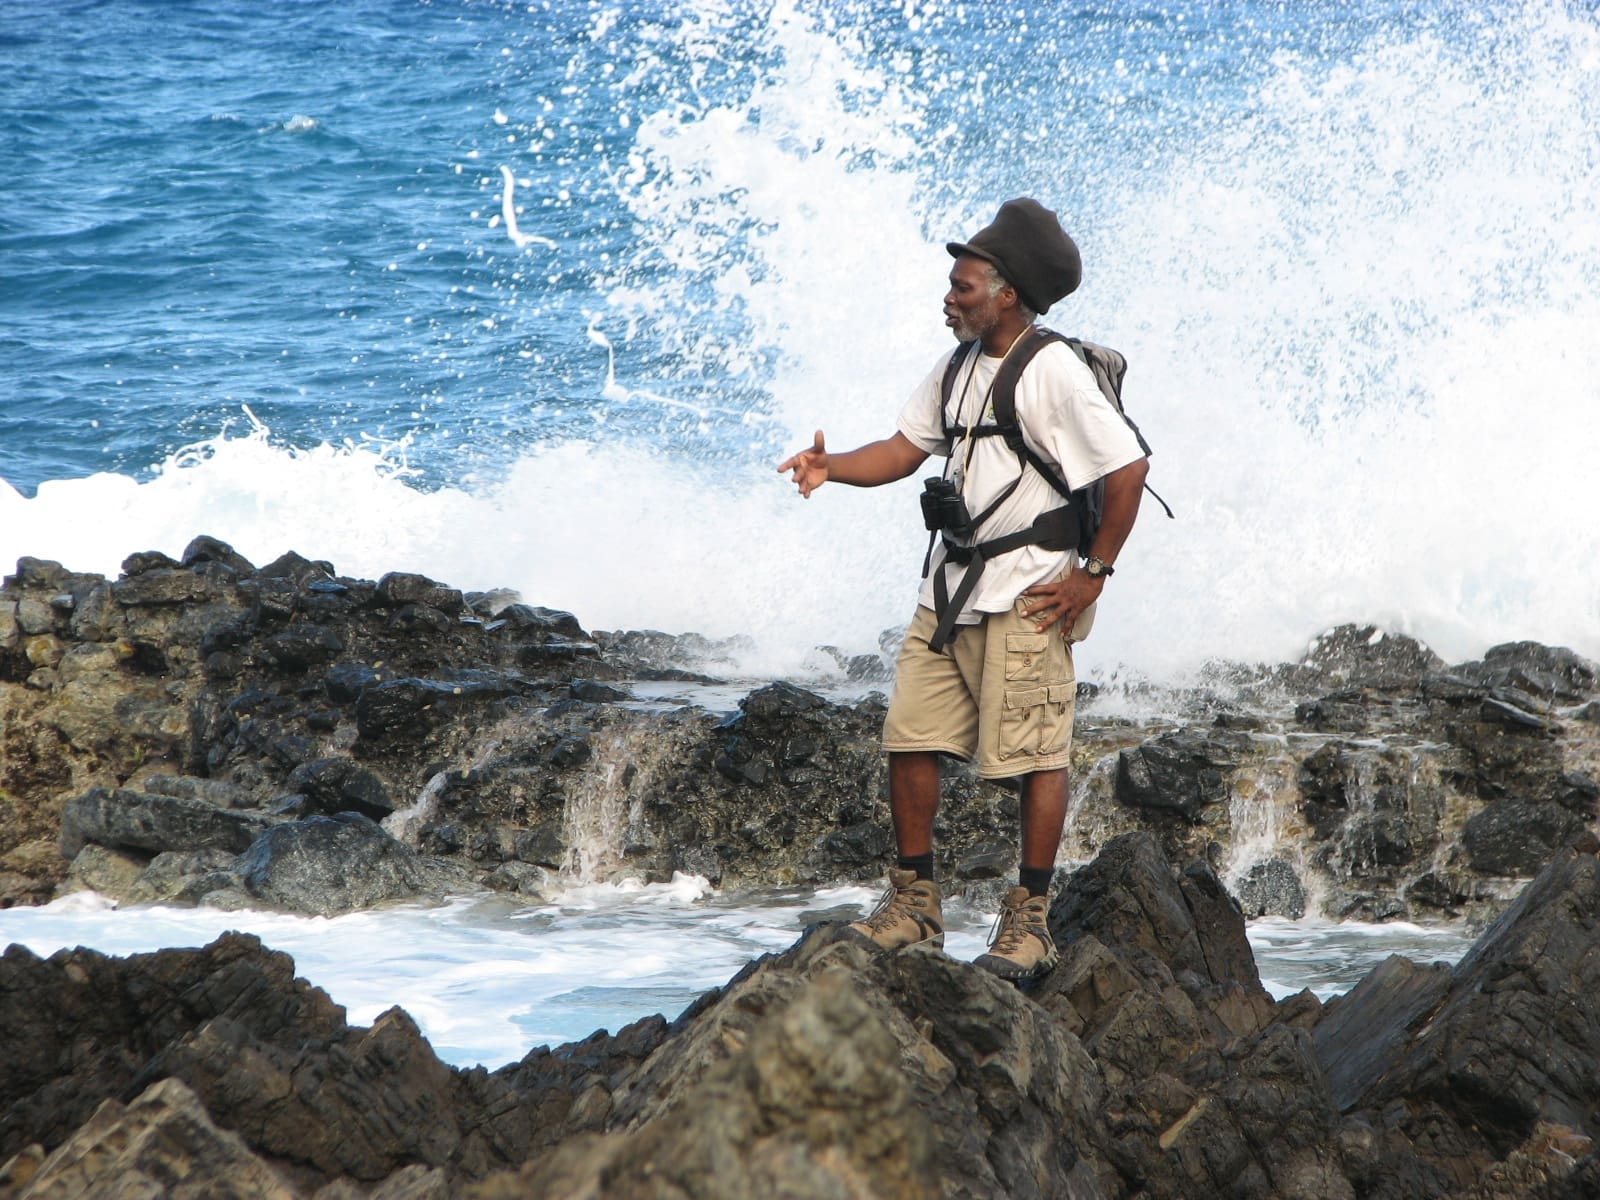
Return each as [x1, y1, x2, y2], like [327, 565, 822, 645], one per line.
[973, 946, 1059, 981]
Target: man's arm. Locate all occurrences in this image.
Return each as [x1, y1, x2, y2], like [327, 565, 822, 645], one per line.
[1019, 455, 1148, 634]
[778, 430, 929, 498]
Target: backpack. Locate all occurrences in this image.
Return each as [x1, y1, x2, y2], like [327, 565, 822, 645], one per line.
[937, 326, 1171, 557]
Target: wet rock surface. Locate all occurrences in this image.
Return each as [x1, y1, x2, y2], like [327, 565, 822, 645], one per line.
[5, 833, 1600, 1197]
[1, 552, 1598, 930]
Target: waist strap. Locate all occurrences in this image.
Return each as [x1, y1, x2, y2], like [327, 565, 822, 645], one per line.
[926, 506, 1082, 654]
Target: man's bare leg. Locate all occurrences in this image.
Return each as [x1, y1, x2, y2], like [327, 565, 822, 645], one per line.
[1019, 766, 1070, 875]
[888, 750, 942, 858]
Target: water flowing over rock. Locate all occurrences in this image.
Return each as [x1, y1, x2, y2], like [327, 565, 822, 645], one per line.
[6, 833, 1600, 1197]
[2, 550, 1598, 925]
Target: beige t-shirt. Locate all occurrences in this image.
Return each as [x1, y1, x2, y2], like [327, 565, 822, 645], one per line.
[896, 337, 1145, 622]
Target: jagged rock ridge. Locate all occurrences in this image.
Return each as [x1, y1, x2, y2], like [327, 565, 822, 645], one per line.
[5, 832, 1600, 1197]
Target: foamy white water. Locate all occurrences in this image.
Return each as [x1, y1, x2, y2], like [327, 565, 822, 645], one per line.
[1246, 916, 1476, 1000]
[0, 879, 986, 1067]
[0, 881, 1475, 1068]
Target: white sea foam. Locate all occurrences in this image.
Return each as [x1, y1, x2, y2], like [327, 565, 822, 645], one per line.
[0, 880, 985, 1065]
[0, 411, 935, 677]
[1095, 2, 1600, 676]
[0, 883, 1473, 1062]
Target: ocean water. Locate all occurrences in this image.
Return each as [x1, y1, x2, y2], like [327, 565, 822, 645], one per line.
[4, 0, 1597, 679]
[0, 0, 1591, 1057]
[0, 880, 1476, 1069]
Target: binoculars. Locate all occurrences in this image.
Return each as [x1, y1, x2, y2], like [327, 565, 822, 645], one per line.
[920, 476, 976, 541]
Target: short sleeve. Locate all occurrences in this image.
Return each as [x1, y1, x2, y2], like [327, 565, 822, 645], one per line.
[896, 352, 958, 457]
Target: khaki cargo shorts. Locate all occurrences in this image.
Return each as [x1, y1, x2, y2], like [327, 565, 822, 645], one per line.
[882, 587, 1092, 780]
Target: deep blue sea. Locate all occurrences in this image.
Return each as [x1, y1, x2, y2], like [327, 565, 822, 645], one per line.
[0, 0, 1593, 1063]
[5, 0, 1597, 679]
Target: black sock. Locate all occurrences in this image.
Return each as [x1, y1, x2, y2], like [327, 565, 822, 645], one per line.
[897, 852, 935, 883]
[1019, 866, 1054, 898]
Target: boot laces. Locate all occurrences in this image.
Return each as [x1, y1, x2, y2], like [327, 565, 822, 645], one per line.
[863, 879, 921, 933]
[987, 901, 1040, 955]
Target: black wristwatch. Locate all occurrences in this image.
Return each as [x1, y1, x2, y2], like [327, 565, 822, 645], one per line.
[1084, 556, 1115, 578]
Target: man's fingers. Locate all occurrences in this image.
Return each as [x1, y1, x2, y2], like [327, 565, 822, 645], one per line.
[777, 432, 825, 476]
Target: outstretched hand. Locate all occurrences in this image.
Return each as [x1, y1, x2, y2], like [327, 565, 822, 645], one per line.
[778, 430, 829, 498]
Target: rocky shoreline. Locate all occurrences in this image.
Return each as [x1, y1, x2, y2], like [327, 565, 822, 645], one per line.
[5, 832, 1600, 1197]
[3, 540, 1600, 1197]
[1, 539, 1595, 922]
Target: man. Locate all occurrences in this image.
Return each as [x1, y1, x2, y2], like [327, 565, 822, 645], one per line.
[778, 198, 1149, 981]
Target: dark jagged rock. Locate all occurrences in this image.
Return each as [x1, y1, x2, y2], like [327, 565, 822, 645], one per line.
[15, 545, 1600, 1191]
[3, 544, 1599, 928]
[120, 549, 182, 576]
[569, 679, 628, 703]
[1236, 856, 1308, 919]
[1295, 624, 1446, 688]
[1461, 797, 1588, 876]
[353, 673, 532, 747]
[375, 571, 465, 615]
[1463, 641, 1599, 704]
[496, 603, 583, 638]
[181, 534, 257, 575]
[1297, 740, 1447, 882]
[1114, 730, 1241, 822]
[1046, 832, 1267, 999]
[142, 771, 255, 809]
[0, 932, 540, 1193]
[59, 787, 274, 859]
[9, 835, 1600, 1197]
[286, 757, 394, 821]
[1314, 838, 1600, 1193]
[111, 566, 223, 607]
[233, 813, 467, 916]
[590, 628, 751, 679]
[6, 1076, 301, 1198]
[0, 934, 347, 1162]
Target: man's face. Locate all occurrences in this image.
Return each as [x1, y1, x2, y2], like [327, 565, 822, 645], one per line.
[944, 254, 1005, 343]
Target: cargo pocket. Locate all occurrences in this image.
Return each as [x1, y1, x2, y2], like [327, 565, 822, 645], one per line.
[1000, 679, 1076, 762]
[1004, 632, 1049, 682]
[999, 632, 1073, 762]
[1000, 685, 1048, 760]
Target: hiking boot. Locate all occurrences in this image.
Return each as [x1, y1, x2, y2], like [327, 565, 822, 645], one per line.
[843, 868, 944, 951]
[973, 887, 1059, 981]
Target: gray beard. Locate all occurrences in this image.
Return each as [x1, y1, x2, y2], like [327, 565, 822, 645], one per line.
[950, 313, 994, 343]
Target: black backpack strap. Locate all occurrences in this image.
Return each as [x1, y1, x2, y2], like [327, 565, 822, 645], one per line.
[926, 506, 1083, 654]
[938, 341, 977, 443]
[990, 328, 1077, 500]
